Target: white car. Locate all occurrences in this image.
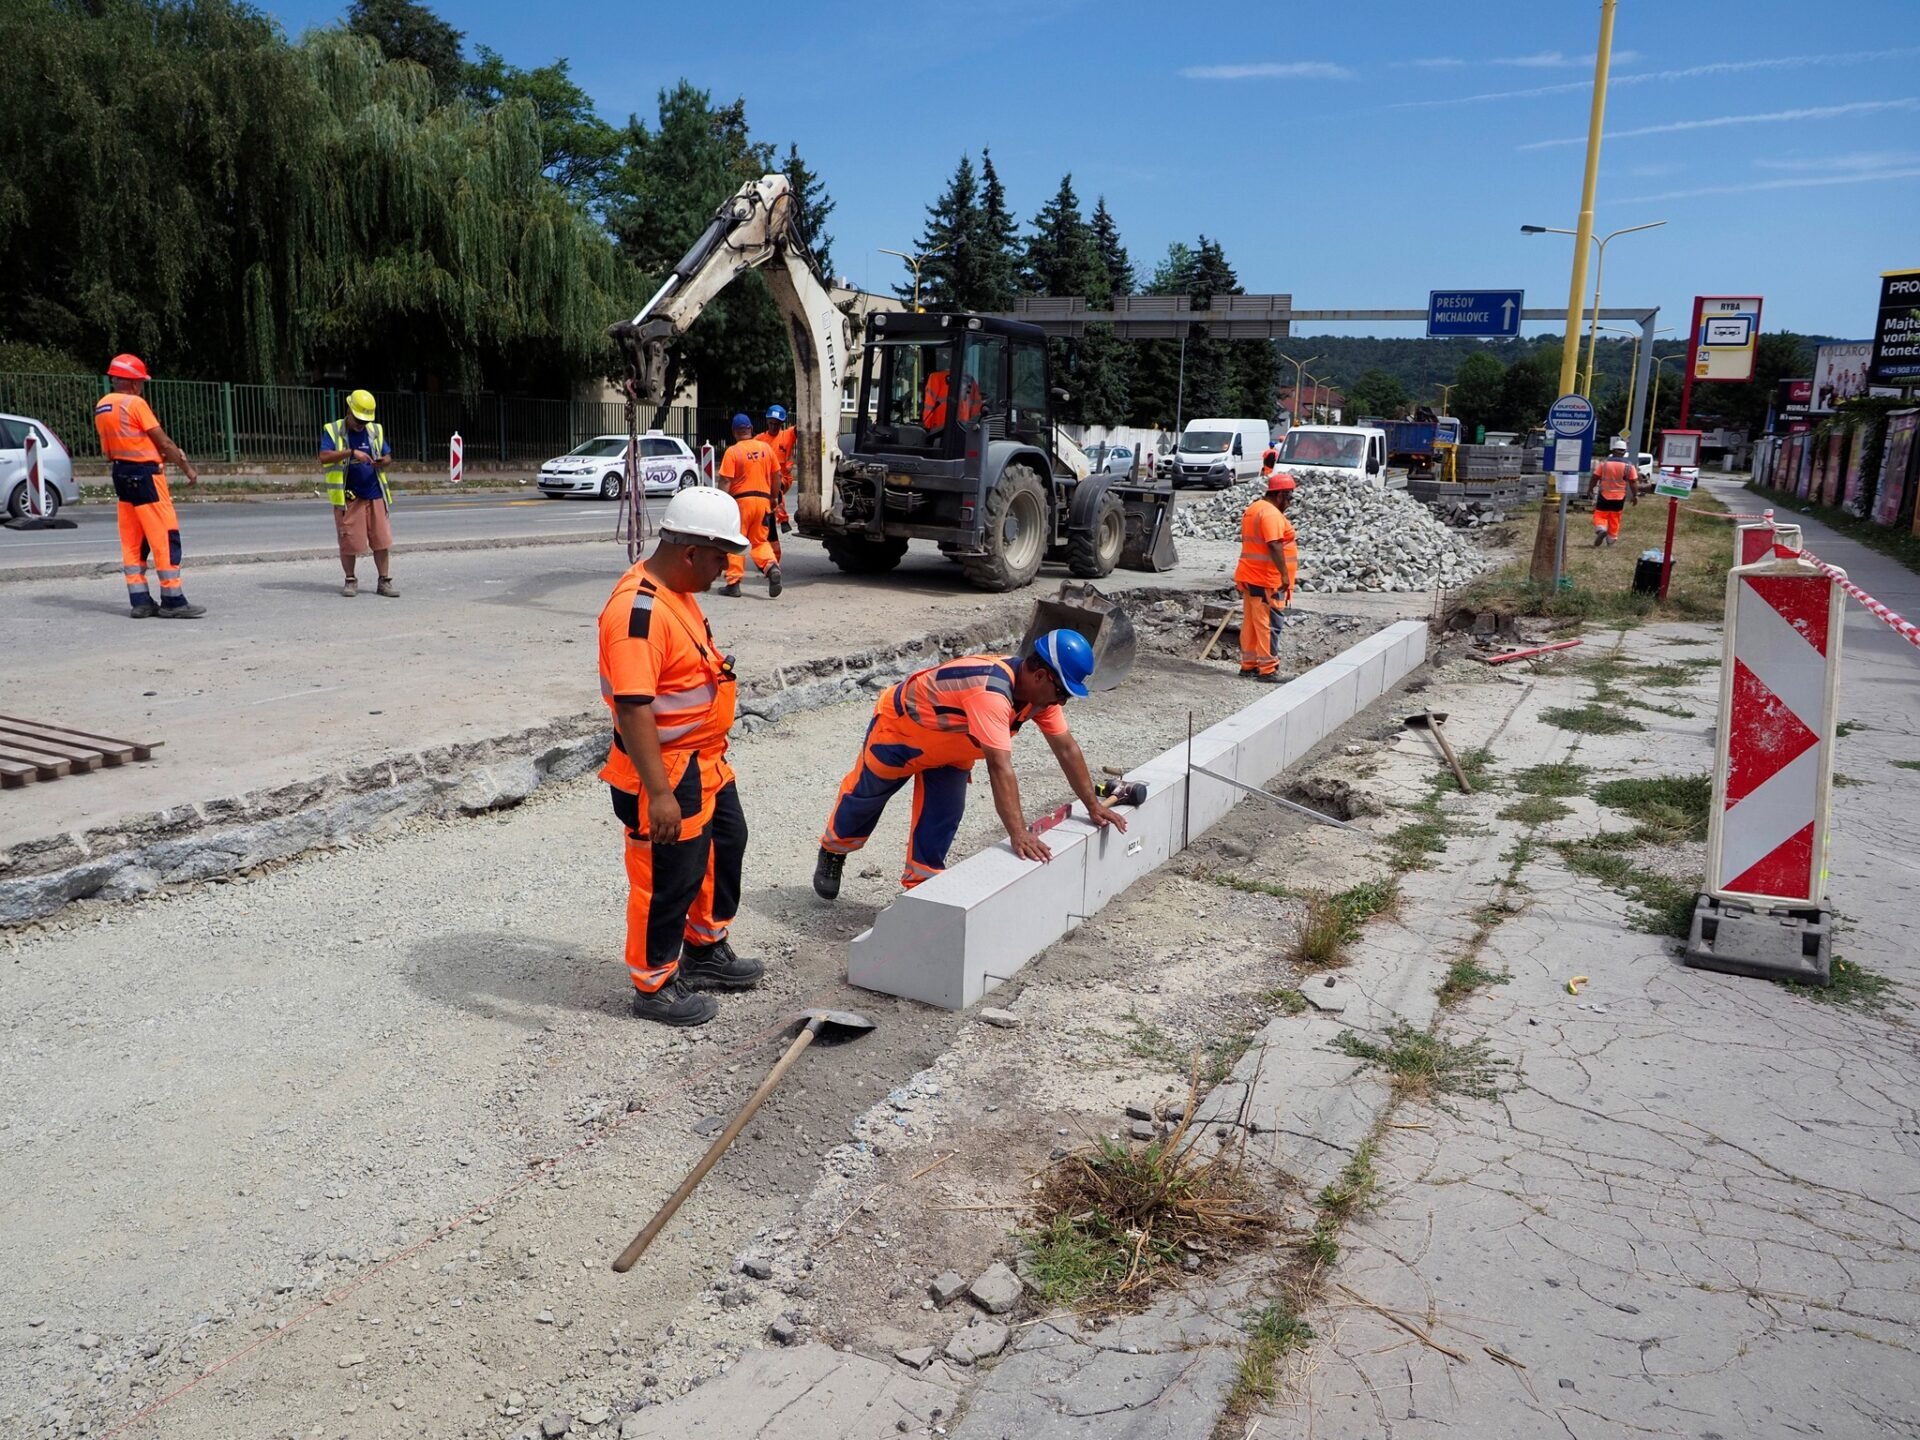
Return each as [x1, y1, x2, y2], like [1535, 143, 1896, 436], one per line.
[2, 411, 78, 519]
[538, 432, 699, 500]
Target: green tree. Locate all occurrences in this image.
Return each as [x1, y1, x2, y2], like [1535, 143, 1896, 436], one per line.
[977, 149, 1020, 312]
[780, 143, 836, 278]
[1450, 350, 1505, 439]
[1496, 344, 1562, 431]
[1090, 197, 1134, 297]
[347, 0, 465, 97]
[1019, 174, 1113, 424]
[904, 155, 981, 310]
[1344, 369, 1409, 421]
[606, 83, 790, 426]
[463, 47, 620, 206]
[1697, 332, 1815, 437]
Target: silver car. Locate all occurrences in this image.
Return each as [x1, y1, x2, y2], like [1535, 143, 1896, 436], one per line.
[538, 432, 699, 500]
[1, 412, 79, 519]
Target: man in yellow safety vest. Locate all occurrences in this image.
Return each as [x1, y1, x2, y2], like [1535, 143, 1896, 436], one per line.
[319, 389, 397, 597]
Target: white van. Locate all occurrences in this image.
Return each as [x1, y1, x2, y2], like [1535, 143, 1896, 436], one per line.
[1275, 425, 1391, 486]
[1172, 418, 1270, 489]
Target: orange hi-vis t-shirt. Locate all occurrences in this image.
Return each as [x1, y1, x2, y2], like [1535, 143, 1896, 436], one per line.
[892, 654, 1068, 756]
[597, 561, 736, 795]
[1235, 500, 1297, 592]
[719, 438, 780, 502]
[94, 392, 162, 465]
[756, 427, 796, 490]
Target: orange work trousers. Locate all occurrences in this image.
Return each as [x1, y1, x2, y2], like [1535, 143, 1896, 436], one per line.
[775, 474, 793, 527]
[1238, 580, 1288, 675]
[1593, 506, 1624, 541]
[724, 492, 779, 584]
[114, 471, 185, 608]
[612, 750, 746, 993]
[820, 696, 975, 889]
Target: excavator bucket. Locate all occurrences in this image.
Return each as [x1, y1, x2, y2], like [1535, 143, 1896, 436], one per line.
[1108, 475, 1178, 572]
[1019, 582, 1137, 693]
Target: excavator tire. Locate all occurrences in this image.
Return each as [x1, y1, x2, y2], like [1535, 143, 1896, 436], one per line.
[960, 465, 1048, 592]
[1066, 493, 1126, 579]
[822, 535, 909, 574]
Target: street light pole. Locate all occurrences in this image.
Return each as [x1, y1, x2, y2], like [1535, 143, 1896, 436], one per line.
[878, 247, 947, 312]
[1278, 350, 1320, 428]
[1436, 382, 1457, 415]
[1521, 220, 1667, 396]
[1647, 353, 1681, 454]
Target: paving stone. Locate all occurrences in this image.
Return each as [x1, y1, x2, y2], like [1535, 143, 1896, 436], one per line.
[944, 1320, 1010, 1366]
[928, 1270, 967, 1306]
[894, 1345, 936, 1370]
[1123, 1104, 1154, 1121]
[541, 1411, 573, 1437]
[977, 1008, 1021, 1028]
[966, 1262, 1023, 1315]
[768, 1317, 798, 1346]
[1305, 982, 1351, 1013]
[1130, 1120, 1157, 1141]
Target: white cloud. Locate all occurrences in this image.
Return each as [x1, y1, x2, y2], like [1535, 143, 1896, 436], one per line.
[1755, 150, 1920, 172]
[1181, 60, 1352, 80]
[1495, 49, 1639, 68]
[1612, 167, 1920, 205]
[1393, 47, 1920, 110]
[1516, 97, 1920, 150]
[1395, 56, 1467, 70]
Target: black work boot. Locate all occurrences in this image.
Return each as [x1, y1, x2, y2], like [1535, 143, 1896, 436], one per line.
[767, 564, 783, 599]
[721, 581, 742, 597]
[631, 977, 718, 1027]
[678, 938, 765, 991]
[129, 600, 159, 619]
[813, 847, 845, 900]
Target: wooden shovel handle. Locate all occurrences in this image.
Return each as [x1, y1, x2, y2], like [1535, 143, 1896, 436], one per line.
[611, 1020, 821, 1273]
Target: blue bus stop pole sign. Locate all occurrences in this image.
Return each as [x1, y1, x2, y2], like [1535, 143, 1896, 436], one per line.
[1546, 393, 1595, 481]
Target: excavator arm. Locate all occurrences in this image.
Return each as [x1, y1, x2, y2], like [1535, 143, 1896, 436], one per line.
[609, 174, 853, 529]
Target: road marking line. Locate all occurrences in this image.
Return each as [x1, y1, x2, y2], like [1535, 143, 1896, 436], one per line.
[248, 684, 344, 707]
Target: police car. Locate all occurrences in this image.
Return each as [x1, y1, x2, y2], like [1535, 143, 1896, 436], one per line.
[537, 432, 699, 500]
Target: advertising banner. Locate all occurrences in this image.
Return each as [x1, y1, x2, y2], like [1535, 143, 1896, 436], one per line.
[1869, 270, 1920, 385]
[1873, 410, 1916, 527]
[1841, 426, 1867, 515]
[1812, 342, 1873, 413]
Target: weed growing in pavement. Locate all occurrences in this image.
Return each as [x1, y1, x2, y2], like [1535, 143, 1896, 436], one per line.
[1205, 1033, 1256, 1085]
[1294, 879, 1401, 967]
[1203, 870, 1295, 900]
[1592, 774, 1712, 843]
[1499, 794, 1573, 825]
[1837, 719, 1868, 737]
[1260, 987, 1309, 1015]
[1438, 957, 1512, 1006]
[1121, 1009, 1255, 1086]
[1774, 958, 1899, 1017]
[1301, 1139, 1381, 1269]
[1541, 703, 1647, 735]
[1656, 635, 1713, 645]
[1513, 761, 1591, 797]
[1385, 817, 1452, 870]
[1832, 772, 1863, 788]
[1333, 1024, 1508, 1105]
[1895, 760, 1920, 772]
[1020, 1213, 1132, 1305]
[1552, 844, 1698, 937]
[1500, 834, 1539, 868]
[1231, 1302, 1316, 1407]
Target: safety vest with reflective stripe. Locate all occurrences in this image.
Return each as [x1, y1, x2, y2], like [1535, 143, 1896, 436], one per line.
[323, 419, 391, 507]
[1593, 459, 1635, 507]
[891, 654, 1054, 739]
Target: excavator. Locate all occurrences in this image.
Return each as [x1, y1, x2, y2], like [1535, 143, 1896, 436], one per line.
[608, 173, 1177, 593]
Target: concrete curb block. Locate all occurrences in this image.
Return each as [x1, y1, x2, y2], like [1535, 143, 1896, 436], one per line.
[845, 620, 1429, 1010]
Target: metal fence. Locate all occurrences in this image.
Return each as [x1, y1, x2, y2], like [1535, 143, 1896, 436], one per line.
[0, 373, 696, 465]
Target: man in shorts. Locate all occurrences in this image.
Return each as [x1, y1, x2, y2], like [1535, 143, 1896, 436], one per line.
[319, 389, 397, 597]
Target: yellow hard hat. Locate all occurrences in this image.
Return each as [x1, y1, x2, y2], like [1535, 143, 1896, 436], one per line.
[347, 389, 376, 421]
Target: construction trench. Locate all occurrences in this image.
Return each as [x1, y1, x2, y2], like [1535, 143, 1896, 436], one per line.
[0, 568, 1471, 1438]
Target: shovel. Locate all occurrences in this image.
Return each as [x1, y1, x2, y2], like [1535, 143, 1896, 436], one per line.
[611, 1008, 875, 1273]
[1405, 711, 1473, 794]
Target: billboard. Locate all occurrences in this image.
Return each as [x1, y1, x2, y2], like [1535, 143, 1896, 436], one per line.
[1778, 378, 1812, 410]
[1870, 269, 1920, 384]
[1812, 342, 1873, 413]
[1690, 296, 1763, 383]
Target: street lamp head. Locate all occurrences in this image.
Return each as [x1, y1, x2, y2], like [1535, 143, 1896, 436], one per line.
[1519, 225, 1549, 234]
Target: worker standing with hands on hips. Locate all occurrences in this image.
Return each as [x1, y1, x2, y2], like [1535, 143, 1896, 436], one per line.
[757, 404, 798, 535]
[718, 414, 783, 599]
[93, 353, 206, 619]
[812, 630, 1127, 900]
[319, 390, 398, 597]
[1590, 437, 1639, 547]
[597, 487, 766, 1027]
[1235, 472, 1297, 683]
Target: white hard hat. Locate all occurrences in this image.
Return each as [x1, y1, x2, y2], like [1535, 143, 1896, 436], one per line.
[659, 487, 749, 553]
[1609, 436, 1629, 453]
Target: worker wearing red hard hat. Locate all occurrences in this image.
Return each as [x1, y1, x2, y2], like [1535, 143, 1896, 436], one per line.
[1234, 472, 1298, 683]
[93, 353, 206, 619]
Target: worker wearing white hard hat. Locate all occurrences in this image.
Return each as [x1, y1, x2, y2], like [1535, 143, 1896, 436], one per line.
[595, 487, 763, 1027]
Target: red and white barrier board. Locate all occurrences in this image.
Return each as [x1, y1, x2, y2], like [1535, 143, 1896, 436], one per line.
[22, 431, 48, 518]
[1705, 547, 1845, 906]
[449, 431, 464, 484]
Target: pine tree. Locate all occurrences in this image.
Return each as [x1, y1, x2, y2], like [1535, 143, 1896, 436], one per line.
[904, 155, 982, 310]
[1020, 173, 1099, 299]
[780, 143, 836, 278]
[1090, 197, 1134, 298]
[977, 149, 1021, 311]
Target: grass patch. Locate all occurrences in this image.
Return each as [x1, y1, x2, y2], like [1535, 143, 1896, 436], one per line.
[1832, 772, 1863, 789]
[1894, 760, 1920, 772]
[1836, 719, 1868, 737]
[1553, 844, 1699, 937]
[1293, 878, 1401, 967]
[1499, 794, 1573, 824]
[1438, 956, 1512, 1006]
[1203, 871, 1295, 900]
[1302, 1139, 1380, 1269]
[1260, 987, 1309, 1016]
[1020, 1213, 1132, 1305]
[1775, 957, 1898, 1017]
[1385, 817, 1452, 871]
[1657, 636, 1712, 646]
[1514, 761, 1591, 797]
[1121, 1010, 1252, 1084]
[1333, 1023, 1508, 1104]
[1540, 703, 1646, 735]
[1231, 1301, 1316, 1407]
[1500, 834, 1539, 868]
[1591, 774, 1712, 843]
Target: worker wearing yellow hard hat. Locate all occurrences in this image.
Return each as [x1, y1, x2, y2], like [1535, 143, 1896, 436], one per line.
[319, 389, 397, 597]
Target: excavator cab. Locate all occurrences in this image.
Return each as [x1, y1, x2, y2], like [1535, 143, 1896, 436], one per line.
[829, 311, 1176, 591]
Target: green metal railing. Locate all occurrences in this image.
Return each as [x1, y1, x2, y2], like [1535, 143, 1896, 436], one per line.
[0, 372, 696, 464]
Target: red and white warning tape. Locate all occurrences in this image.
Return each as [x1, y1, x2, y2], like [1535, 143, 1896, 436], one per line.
[1797, 547, 1920, 653]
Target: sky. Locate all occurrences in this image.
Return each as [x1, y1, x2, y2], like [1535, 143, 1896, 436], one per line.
[264, 0, 1919, 343]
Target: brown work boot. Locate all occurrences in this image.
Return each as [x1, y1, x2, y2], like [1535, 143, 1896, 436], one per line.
[630, 978, 718, 1027]
[342, 576, 359, 597]
[377, 576, 398, 597]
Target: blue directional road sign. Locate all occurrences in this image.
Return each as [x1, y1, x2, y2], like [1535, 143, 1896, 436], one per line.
[1428, 289, 1525, 338]
[1546, 392, 1596, 474]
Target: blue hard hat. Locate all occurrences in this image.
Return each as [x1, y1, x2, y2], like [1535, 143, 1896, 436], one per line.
[766, 404, 788, 422]
[1033, 628, 1095, 699]
[731, 412, 753, 430]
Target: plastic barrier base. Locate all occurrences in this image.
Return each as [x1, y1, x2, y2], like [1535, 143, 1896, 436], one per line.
[1683, 893, 1832, 986]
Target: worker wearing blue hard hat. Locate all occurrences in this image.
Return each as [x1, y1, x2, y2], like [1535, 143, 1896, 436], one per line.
[756, 403, 798, 536]
[717, 412, 783, 597]
[813, 628, 1127, 899]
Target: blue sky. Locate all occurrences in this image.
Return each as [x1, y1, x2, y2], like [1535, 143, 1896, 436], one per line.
[266, 0, 1918, 341]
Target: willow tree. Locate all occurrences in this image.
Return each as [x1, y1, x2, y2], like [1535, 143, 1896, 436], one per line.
[0, 0, 635, 389]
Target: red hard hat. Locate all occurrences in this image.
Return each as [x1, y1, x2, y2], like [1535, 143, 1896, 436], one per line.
[1266, 471, 1297, 492]
[107, 353, 150, 381]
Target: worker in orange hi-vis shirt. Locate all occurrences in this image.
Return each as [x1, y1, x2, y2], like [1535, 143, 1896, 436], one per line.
[1233, 472, 1298, 683]
[717, 413, 782, 599]
[1590, 437, 1639, 547]
[93, 353, 206, 619]
[757, 404, 798, 536]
